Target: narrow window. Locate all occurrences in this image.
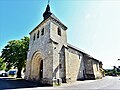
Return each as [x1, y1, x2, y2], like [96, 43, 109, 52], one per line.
[59, 63, 62, 69]
[37, 31, 39, 38]
[58, 27, 61, 36]
[79, 55, 82, 60]
[41, 28, 44, 35]
[33, 33, 36, 41]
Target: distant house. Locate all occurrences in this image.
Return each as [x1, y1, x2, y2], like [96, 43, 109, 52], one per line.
[25, 4, 103, 85]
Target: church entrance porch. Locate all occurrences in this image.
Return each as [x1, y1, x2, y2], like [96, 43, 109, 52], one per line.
[30, 52, 43, 81]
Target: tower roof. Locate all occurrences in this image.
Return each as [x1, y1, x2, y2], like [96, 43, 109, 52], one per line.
[43, 4, 52, 20]
[30, 4, 68, 34]
[43, 4, 67, 30]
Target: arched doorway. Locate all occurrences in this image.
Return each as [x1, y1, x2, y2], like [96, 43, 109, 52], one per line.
[30, 52, 43, 80]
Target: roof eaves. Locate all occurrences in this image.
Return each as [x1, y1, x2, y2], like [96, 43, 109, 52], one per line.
[67, 43, 100, 62]
[67, 43, 86, 54]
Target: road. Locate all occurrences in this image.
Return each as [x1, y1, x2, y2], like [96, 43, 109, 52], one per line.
[0, 77, 50, 90]
[0, 76, 120, 90]
[59, 76, 120, 89]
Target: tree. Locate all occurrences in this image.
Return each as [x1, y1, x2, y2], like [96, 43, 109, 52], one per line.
[1, 36, 29, 78]
[0, 57, 6, 70]
[113, 66, 117, 74]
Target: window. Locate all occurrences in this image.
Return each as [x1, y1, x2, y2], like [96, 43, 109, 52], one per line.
[79, 55, 82, 60]
[41, 28, 44, 35]
[59, 63, 62, 69]
[37, 31, 39, 38]
[33, 33, 36, 41]
[58, 27, 61, 36]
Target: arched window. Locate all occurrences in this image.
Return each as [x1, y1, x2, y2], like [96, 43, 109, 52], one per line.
[37, 31, 39, 38]
[33, 33, 36, 41]
[41, 28, 44, 35]
[58, 27, 61, 36]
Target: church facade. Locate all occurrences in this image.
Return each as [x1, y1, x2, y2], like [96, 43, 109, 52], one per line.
[25, 4, 103, 85]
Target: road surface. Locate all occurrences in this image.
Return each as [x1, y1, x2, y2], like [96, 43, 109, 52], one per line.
[0, 76, 120, 90]
[0, 77, 50, 90]
[59, 76, 120, 89]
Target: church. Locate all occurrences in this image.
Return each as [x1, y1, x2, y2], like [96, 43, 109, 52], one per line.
[25, 4, 104, 85]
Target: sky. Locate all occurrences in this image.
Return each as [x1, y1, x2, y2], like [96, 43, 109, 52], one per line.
[0, 0, 120, 69]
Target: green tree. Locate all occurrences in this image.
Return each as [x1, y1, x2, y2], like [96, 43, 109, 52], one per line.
[0, 57, 6, 70]
[1, 36, 29, 78]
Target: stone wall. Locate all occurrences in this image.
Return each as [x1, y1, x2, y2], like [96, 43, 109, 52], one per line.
[77, 54, 85, 80]
[59, 47, 66, 82]
[83, 55, 103, 80]
[83, 55, 95, 79]
[92, 59, 103, 79]
[67, 51, 80, 82]
[50, 21, 67, 81]
[66, 46, 85, 82]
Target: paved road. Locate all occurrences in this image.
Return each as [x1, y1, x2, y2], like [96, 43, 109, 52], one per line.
[0, 77, 51, 90]
[0, 76, 120, 90]
[59, 76, 120, 89]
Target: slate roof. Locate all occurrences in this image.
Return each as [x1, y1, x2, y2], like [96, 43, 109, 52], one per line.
[67, 43, 99, 62]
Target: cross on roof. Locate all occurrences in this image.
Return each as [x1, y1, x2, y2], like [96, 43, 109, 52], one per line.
[48, 0, 50, 4]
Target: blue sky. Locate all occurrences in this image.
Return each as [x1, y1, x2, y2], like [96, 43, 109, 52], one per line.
[0, 0, 120, 69]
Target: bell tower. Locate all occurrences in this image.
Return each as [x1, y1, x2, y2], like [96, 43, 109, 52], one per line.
[25, 2, 68, 85]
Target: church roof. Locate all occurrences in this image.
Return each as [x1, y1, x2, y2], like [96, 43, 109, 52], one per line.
[67, 43, 99, 62]
[67, 43, 86, 54]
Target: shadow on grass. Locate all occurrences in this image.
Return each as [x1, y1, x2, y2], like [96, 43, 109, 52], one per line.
[0, 77, 52, 90]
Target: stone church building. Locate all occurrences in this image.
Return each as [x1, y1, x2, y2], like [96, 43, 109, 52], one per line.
[25, 4, 103, 85]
